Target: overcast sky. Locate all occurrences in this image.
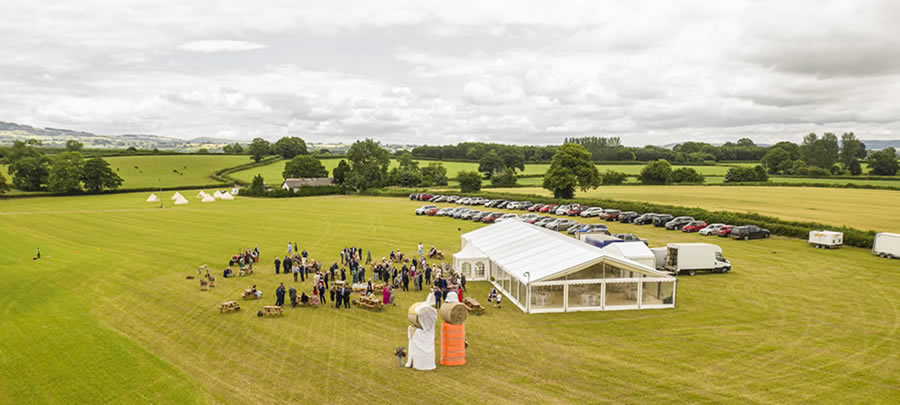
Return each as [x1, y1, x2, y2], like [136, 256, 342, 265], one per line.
[2, 1, 899, 146]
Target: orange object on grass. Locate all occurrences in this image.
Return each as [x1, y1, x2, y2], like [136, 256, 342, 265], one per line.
[440, 322, 466, 366]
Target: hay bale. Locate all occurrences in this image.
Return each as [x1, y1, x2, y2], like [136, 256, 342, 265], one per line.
[439, 302, 468, 325]
[408, 302, 428, 328]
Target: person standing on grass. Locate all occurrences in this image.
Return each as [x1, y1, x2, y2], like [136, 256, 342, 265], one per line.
[288, 243, 293, 255]
[289, 285, 297, 307]
[276, 283, 286, 306]
[433, 287, 442, 309]
[343, 287, 351, 308]
[402, 268, 410, 292]
[318, 281, 326, 305]
[418, 242, 423, 257]
[425, 265, 432, 286]
[460, 273, 467, 292]
[340, 267, 346, 281]
[366, 250, 372, 264]
[274, 257, 281, 274]
[283, 255, 292, 276]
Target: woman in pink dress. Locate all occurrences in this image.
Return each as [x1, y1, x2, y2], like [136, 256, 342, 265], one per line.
[382, 286, 391, 305]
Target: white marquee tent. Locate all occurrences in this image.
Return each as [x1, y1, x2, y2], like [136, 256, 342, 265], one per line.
[601, 241, 656, 270]
[454, 221, 676, 313]
[146, 193, 159, 203]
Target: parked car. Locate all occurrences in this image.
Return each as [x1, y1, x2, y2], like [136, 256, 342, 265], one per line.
[472, 211, 491, 222]
[540, 204, 558, 213]
[699, 223, 726, 236]
[418, 193, 433, 201]
[446, 196, 460, 203]
[471, 197, 487, 206]
[568, 205, 586, 216]
[614, 233, 648, 244]
[580, 207, 603, 218]
[682, 221, 708, 233]
[717, 225, 735, 237]
[555, 205, 572, 215]
[409, 193, 420, 200]
[415, 205, 437, 215]
[528, 204, 545, 212]
[665, 216, 695, 230]
[633, 213, 658, 225]
[731, 225, 770, 240]
[618, 211, 639, 223]
[546, 218, 575, 231]
[496, 201, 510, 209]
[461, 210, 481, 220]
[534, 217, 555, 227]
[430, 195, 445, 203]
[566, 223, 584, 235]
[424, 207, 439, 216]
[495, 213, 520, 223]
[518, 202, 534, 210]
[482, 213, 503, 223]
[521, 213, 539, 223]
[653, 214, 674, 227]
[573, 223, 610, 235]
[452, 208, 471, 219]
[436, 207, 454, 216]
[602, 209, 622, 221]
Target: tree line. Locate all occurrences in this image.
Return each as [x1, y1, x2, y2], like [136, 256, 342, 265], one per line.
[0, 140, 122, 194]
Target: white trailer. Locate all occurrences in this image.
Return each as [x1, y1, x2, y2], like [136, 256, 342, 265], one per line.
[664, 243, 731, 276]
[872, 233, 900, 259]
[808, 230, 843, 249]
[651, 247, 667, 270]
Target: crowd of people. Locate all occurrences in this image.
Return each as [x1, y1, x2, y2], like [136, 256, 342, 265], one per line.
[222, 241, 478, 312]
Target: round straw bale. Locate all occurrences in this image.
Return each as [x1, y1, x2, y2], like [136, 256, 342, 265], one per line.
[439, 302, 468, 325]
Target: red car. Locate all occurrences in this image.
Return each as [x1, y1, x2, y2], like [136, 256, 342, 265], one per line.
[602, 209, 621, 221]
[425, 207, 439, 216]
[528, 204, 545, 212]
[682, 221, 708, 233]
[717, 225, 735, 237]
[482, 213, 502, 223]
[568, 205, 585, 216]
[540, 204, 558, 213]
[418, 193, 433, 201]
[527, 215, 550, 224]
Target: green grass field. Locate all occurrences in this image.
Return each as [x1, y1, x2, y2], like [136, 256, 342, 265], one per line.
[104, 155, 252, 189]
[491, 186, 900, 232]
[1, 192, 897, 403]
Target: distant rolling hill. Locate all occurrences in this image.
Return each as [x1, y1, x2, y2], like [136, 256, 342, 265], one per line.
[0, 121, 239, 152]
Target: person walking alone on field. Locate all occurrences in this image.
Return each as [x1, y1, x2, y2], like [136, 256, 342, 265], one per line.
[288, 243, 293, 255]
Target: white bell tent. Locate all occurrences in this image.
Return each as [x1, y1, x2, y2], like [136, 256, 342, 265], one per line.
[220, 192, 235, 200]
[146, 193, 159, 203]
[456, 221, 676, 313]
[171, 192, 184, 200]
[174, 196, 189, 205]
[201, 193, 216, 203]
[197, 191, 209, 199]
[213, 190, 223, 199]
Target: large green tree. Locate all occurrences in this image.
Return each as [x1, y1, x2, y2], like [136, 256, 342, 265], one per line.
[388, 152, 422, 187]
[10, 155, 50, 191]
[638, 159, 673, 185]
[273, 137, 308, 159]
[65, 139, 84, 151]
[478, 150, 505, 178]
[82, 157, 123, 192]
[542, 143, 600, 198]
[282, 155, 328, 178]
[48, 152, 85, 193]
[332, 159, 350, 185]
[839, 132, 866, 170]
[457, 170, 483, 193]
[801, 133, 839, 168]
[420, 163, 448, 186]
[345, 139, 390, 191]
[490, 167, 518, 187]
[248, 174, 266, 195]
[248, 138, 272, 163]
[671, 167, 705, 183]
[0, 172, 9, 194]
[761, 148, 791, 174]
[868, 147, 898, 175]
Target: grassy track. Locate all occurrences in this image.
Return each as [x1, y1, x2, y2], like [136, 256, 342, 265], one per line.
[1, 193, 898, 403]
[491, 186, 900, 232]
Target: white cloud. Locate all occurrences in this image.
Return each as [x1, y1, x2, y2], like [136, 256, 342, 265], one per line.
[0, 0, 899, 145]
[177, 40, 268, 53]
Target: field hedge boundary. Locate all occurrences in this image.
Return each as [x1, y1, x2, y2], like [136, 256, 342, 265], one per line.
[212, 156, 281, 185]
[240, 185, 346, 198]
[369, 188, 879, 248]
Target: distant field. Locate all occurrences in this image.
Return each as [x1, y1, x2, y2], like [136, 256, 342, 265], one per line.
[104, 155, 251, 189]
[231, 159, 741, 185]
[491, 185, 900, 232]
